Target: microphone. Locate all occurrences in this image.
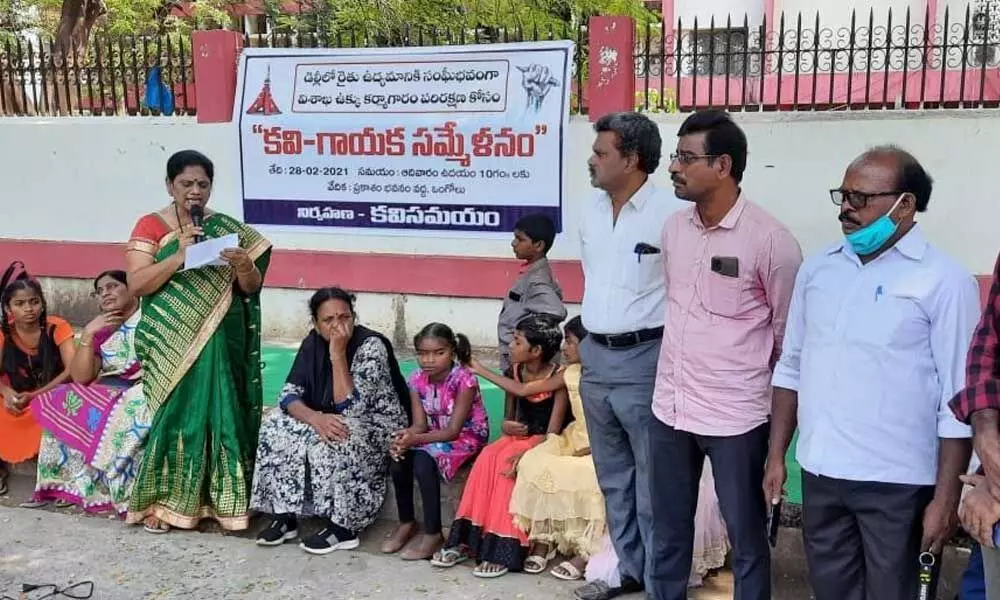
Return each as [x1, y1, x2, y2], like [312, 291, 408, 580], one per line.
[189, 203, 205, 244]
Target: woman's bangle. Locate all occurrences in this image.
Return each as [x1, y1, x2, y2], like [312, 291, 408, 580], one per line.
[78, 338, 91, 348]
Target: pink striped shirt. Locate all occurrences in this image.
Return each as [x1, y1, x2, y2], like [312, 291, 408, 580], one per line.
[652, 194, 803, 436]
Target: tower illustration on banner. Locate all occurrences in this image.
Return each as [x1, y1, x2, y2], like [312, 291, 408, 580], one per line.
[246, 65, 281, 115]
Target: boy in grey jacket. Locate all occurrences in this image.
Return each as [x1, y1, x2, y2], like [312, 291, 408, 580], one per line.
[497, 213, 567, 371]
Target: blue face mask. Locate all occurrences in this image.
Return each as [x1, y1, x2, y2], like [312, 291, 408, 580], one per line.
[844, 194, 904, 256]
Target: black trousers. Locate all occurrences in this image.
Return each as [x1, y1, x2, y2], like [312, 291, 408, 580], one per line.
[389, 449, 443, 534]
[801, 471, 937, 600]
[647, 420, 771, 600]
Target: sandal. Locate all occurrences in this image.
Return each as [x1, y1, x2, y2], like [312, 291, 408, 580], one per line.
[523, 544, 557, 574]
[551, 560, 584, 581]
[143, 517, 171, 535]
[0, 471, 7, 496]
[429, 547, 469, 568]
[472, 562, 509, 579]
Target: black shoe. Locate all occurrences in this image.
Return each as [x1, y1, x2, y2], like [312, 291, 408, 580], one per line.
[256, 516, 298, 547]
[573, 575, 644, 600]
[299, 526, 360, 555]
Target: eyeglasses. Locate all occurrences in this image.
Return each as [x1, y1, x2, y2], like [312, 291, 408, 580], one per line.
[669, 152, 718, 165]
[5, 581, 94, 600]
[830, 189, 902, 210]
[90, 281, 125, 299]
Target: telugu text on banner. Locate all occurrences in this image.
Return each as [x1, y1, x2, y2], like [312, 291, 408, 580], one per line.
[233, 42, 573, 235]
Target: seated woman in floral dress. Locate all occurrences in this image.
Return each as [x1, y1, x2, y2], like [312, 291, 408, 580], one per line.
[30, 270, 149, 514]
[250, 287, 409, 555]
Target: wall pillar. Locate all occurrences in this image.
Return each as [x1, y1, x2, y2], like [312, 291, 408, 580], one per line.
[587, 15, 637, 120]
[191, 30, 244, 123]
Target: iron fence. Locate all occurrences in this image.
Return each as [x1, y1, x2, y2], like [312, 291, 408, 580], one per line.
[5, 3, 1000, 118]
[0, 22, 587, 117]
[634, 3, 1000, 112]
[0, 34, 196, 117]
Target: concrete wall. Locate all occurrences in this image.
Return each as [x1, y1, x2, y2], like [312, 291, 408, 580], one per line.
[2, 110, 999, 345]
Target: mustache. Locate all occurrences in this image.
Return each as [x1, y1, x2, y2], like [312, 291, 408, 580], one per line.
[671, 175, 685, 185]
[839, 212, 860, 226]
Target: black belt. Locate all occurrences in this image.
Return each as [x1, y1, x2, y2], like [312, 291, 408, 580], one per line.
[589, 326, 664, 349]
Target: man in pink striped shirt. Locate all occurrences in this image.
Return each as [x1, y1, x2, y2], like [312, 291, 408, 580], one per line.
[645, 110, 803, 600]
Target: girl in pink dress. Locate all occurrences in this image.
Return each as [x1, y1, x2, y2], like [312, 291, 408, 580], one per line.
[383, 322, 490, 560]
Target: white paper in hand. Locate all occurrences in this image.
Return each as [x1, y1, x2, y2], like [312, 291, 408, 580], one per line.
[183, 233, 240, 271]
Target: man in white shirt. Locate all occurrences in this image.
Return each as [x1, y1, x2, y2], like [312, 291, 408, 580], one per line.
[764, 146, 979, 600]
[573, 112, 686, 600]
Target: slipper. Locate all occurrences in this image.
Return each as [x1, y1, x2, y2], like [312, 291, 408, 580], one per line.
[430, 547, 469, 568]
[18, 500, 48, 509]
[472, 563, 509, 579]
[523, 545, 557, 574]
[551, 560, 584, 581]
[0, 473, 7, 496]
[143, 520, 171, 535]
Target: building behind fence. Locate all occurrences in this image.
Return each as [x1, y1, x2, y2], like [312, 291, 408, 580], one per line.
[2, 2, 999, 117]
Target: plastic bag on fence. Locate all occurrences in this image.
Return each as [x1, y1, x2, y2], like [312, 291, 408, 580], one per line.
[144, 66, 175, 116]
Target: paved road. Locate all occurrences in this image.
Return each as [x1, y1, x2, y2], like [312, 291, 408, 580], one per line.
[0, 472, 969, 599]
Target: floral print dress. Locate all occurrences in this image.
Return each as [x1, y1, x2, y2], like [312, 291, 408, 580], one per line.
[408, 365, 489, 481]
[32, 310, 150, 513]
[250, 336, 407, 533]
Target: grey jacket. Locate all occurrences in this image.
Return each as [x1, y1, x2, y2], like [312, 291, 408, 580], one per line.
[497, 257, 567, 368]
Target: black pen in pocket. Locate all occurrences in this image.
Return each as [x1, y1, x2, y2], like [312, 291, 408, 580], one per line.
[634, 242, 660, 263]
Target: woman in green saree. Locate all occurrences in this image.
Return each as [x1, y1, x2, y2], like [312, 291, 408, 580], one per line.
[123, 149, 271, 533]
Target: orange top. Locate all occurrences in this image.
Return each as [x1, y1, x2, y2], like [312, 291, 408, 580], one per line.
[0, 315, 74, 463]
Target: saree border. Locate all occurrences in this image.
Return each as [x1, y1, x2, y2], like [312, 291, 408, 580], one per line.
[125, 239, 158, 256]
[125, 503, 250, 531]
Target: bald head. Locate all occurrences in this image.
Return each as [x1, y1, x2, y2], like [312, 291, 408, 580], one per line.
[849, 145, 933, 212]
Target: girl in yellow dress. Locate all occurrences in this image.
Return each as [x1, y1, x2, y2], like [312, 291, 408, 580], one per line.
[468, 316, 600, 580]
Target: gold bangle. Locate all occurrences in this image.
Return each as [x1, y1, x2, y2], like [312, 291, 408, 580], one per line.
[78, 339, 91, 348]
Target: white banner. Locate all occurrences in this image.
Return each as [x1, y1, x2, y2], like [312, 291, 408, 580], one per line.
[233, 41, 573, 235]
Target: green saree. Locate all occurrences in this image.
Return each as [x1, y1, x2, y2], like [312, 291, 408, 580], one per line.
[125, 212, 271, 531]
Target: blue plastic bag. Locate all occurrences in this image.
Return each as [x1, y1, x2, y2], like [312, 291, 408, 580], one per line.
[144, 65, 175, 116]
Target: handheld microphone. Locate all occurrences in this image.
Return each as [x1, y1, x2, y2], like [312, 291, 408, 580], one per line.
[189, 203, 205, 244]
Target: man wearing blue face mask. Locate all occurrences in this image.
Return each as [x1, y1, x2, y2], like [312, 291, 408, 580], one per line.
[763, 145, 980, 600]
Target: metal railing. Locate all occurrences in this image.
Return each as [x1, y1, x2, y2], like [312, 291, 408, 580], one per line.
[5, 3, 999, 117]
[634, 3, 1000, 112]
[0, 22, 588, 117]
[0, 34, 196, 117]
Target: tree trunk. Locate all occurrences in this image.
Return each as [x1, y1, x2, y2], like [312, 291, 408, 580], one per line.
[55, 0, 107, 58]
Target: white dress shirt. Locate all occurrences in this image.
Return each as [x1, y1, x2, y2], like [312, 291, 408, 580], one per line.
[772, 225, 979, 486]
[579, 180, 687, 335]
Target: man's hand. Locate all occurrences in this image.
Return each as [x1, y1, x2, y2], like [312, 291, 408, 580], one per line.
[762, 454, 787, 507]
[960, 473, 1000, 548]
[921, 495, 959, 553]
